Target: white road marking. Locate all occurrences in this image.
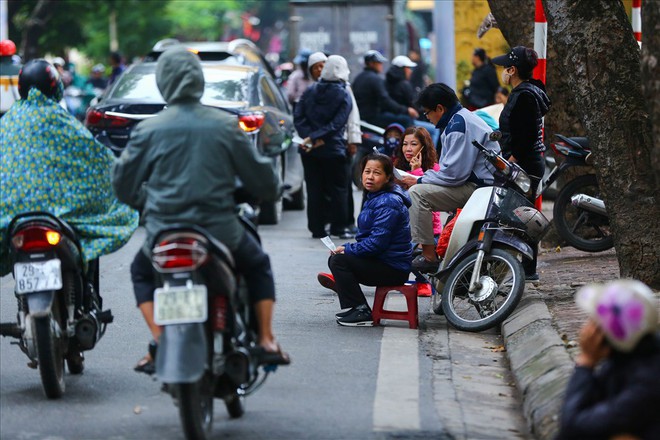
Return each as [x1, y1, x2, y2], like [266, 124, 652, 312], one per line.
[373, 294, 420, 432]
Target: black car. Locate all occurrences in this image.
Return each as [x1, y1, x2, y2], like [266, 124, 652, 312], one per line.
[86, 44, 303, 224]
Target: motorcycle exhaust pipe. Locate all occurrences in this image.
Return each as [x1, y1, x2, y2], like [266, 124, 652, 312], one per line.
[75, 313, 99, 350]
[571, 194, 608, 216]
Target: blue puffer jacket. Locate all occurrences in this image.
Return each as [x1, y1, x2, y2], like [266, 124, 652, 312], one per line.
[294, 80, 352, 158]
[344, 185, 412, 273]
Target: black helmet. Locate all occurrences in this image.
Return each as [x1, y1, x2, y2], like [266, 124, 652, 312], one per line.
[18, 59, 64, 101]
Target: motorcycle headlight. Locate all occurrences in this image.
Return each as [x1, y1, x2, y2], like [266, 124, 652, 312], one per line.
[513, 170, 531, 194]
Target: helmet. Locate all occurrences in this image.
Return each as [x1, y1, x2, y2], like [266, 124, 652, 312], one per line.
[576, 279, 658, 352]
[364, 50, 387, 64]
[18, 59, 64, 101]
[52, 57, 66, 67]
[511, 205, 550, 241]
[0, 39, 16, 57]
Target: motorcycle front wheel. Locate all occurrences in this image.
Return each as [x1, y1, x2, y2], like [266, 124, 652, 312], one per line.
[442, 248, 525, 332]
[553, 174, 613, 252]
[178, 372, 215, 440]
[34, 301, 66, 399]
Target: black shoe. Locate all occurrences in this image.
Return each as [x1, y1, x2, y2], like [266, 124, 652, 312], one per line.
[525, 273, 540, 281]
[335, 308, 353, 319]
[312, 232, 326, 239]
[336, 304, 373, 327]
[411, 255, 440, 273]
[330, 228, 355, 240]
[346, 225, 358, 234]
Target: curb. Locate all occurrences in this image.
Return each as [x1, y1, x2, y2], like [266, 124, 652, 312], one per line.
[501, 292, 575, 440]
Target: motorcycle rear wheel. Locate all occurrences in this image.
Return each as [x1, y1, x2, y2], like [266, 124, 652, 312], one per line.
[442, 249, 524, 332]
[178, 372, 215, 440]
[34, 303, 66, 399]
[553, 174, 613, 252]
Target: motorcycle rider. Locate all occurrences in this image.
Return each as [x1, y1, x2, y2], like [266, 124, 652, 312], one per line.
[398, 83, 499, 273]
[353, 50, 418, 129]
[0, 39, 21, 116]
[112, 47, 290, 373]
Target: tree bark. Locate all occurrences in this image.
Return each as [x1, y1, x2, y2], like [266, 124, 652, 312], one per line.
[544, 0, 660, 288]
[20, 0, 54, 62]
[641, 0, 660, 183]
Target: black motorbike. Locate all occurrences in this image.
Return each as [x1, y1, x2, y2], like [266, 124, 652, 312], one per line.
[149, 213, 285, 440]
[1, 212, 113, 398]
[542, 134, 613, 252]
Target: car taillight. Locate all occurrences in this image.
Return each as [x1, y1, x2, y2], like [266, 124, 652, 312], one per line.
[238, 113, 265, 132]
[152, 236, 208, 271]
[85, 109, 131, 129]
[212, 295, 227, 331]
[12, 226, 61, 251]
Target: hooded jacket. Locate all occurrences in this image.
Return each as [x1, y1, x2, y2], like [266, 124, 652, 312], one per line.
[498, 79, 551, 160]
[344, 184, 412, 273]
[385, 65, 415, 108]
[112, 47, 280, 253]
[294, 55, 352, 158]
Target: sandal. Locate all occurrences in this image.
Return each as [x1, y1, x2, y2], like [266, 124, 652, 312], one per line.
[252, 344, 291, 366]
[134, 340, 158, 375]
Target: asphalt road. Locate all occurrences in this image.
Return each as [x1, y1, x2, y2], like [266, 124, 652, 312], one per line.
[0, 198, 528, 439]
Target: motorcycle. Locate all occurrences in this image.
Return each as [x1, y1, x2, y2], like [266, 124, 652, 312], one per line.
[0, 211, 113, 398]
[429, 139, 550, 332]
[541, 134, 613, 252]
[352, 121, 386, 187]
[149, 212, 285, 440]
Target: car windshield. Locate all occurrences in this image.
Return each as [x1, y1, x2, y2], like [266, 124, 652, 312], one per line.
[110, 64, 252, 106]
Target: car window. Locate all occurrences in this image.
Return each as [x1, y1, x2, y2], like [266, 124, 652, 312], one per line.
[260, 76, 288, 111]
[109, 65, 252, 106]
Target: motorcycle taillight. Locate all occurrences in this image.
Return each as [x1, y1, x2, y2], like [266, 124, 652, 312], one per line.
[11, 226, 61, 252]
[212, 295, 228, 331]
[152, 234, 208, 271]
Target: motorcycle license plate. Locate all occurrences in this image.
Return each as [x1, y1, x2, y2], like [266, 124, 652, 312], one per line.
[14, 259, 63, 294]
[154, 285, 208, 325]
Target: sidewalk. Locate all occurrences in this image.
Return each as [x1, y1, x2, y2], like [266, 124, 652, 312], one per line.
[501, 246, 620, 439]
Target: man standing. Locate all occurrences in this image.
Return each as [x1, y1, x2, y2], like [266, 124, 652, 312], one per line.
[398, 83, 499, 273]
[353, 50, 418, 128]
[0, 40, 21, 116]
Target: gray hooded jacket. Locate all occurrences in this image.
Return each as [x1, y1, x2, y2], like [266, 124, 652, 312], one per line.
[112, 47, 280, 252]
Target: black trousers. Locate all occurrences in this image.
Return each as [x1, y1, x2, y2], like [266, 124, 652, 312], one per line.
[301, 154, 349, 236]
[130, 231, 276, 306]
[328, 254, 409, 309]
[517, 153, 545, 275]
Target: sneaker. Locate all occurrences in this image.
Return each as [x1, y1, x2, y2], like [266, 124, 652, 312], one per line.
[411, 255, 440, 273]
[335, 308, 353, 319]
[525, 273, 540, 281]
[317, 272, 337, 292]
[336, 304, 373, 327]
[330, 228, 355, 240]
[417, 283, 432, 297]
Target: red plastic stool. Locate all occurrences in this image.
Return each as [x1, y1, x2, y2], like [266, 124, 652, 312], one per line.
[371, 284, 419, 329]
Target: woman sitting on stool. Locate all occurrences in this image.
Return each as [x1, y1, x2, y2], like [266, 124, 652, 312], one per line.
[317, 152, 412, 326]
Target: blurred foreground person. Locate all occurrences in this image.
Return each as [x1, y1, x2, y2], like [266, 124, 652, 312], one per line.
[557, 279, 660, 440]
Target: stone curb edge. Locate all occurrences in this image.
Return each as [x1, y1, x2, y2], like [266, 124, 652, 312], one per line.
[501, 292, 575, 440]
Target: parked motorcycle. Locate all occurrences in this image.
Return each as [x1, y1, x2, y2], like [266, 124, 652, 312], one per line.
[352, 121, 385, 188]
[0, 212, 113, 398]
[541, 134, 613, 252]
[429, 140, 550, 332]
[149, 213, 285, 440]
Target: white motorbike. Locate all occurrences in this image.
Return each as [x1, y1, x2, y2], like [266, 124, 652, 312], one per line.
[429, 139, 550, 332]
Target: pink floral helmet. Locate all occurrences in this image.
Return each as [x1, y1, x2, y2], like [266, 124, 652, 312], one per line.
[576, 279, 658, 352]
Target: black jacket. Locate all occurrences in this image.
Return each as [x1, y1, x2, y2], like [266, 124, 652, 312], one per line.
[498, 79, 550, 160]
[468, 63, 499, 108]
[557, 334, 660, 440]
[353, 67, 408, 124]
[385, 66, 415, 108]
[294, 80, 352, 158]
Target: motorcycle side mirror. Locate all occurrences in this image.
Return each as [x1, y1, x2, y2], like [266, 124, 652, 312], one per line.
[489, 131, 502, 141]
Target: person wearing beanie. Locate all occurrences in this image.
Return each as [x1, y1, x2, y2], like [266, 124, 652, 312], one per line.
[557, 279, 660, 440]
[307, 51, 327, 82]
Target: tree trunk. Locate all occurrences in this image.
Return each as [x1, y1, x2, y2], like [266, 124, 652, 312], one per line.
[544, 0, 660, 288]
[487, 0, 588, 248]
[641, 0, 660, 183]
[20, 0, 54, 62]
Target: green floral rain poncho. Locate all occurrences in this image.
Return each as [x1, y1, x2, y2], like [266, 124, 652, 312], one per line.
[0, 88, 139, 276]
